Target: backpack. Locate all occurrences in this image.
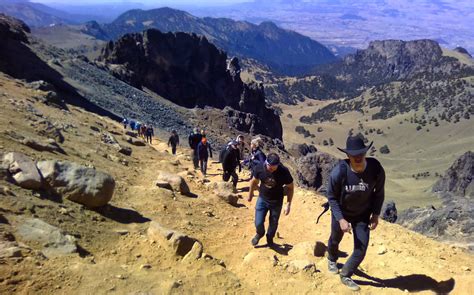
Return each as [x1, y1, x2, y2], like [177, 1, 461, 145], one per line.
[219, 145, 230, 163]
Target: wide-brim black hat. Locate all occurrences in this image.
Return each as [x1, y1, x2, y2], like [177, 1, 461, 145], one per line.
[337, 136, 373, 156]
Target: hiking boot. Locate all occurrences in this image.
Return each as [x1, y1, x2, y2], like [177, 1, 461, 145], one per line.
[266, 236, 274, 247]
[328, 260, 338, 274]
[251, 234, 262, 247]
[340, 275, 360, 291]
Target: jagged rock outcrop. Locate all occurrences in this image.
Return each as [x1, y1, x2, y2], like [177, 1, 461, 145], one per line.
[398, 152, 474, 250]
[432, 151, 473, 198]
[0, 13, 30, 43]
[327, 40, 469, 85]
[99, 29, 282, 139]
[288, 143, 317, 158]
[296, 152, 338, 192]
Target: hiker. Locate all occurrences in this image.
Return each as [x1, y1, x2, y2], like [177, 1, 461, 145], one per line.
[145, 124, 154, 144]
[247, 153, 294, 247]
[140, 124, 147, 139]
[122, 118, 128, 129]
[243, 137, 266, 178]
[168, 130, 180, 155]
[188, 128, 202, 169]
[197, 137, 213, 175]
[136, 122, 142, 136]
[236, 134, 246, 161]
[221, 140, 241, 189]
[129, 120, 136, 131]
[326, 135, 385, 291]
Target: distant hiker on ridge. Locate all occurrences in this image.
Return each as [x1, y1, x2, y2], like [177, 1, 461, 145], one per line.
[248, 153, 294, 247]
[122, 118, 128, 129]
[188, 128, 203, 169]
[326, 135, 385, 291]
[221, 140, 241, 189]
[145, 124, 154, 144]
[140, 123, 147, 139]
[168, 130, 180, 155]
[197, 137, 213, 176]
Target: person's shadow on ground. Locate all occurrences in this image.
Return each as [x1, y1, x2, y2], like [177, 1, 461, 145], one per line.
[353, 270, 455, 293]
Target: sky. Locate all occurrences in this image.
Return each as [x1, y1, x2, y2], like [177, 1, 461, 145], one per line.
[33, 0, 248, 4]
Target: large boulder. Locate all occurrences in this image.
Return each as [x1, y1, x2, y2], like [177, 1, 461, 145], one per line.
[156, 171, 190, 195]
[36, 160, 115, 208]
[2, 152, 42, 190]
[147, 221, 202, 257]
[296, 152, 338, 192]
[382, 201, 398, 223]
[101, 132, 132, 156]
[432, 151, 473, 198]
[16, 218, 77, 258]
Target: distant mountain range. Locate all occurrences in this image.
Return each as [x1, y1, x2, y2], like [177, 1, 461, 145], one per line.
[0, 1, 338, 75]
[98, 7, 337, 75]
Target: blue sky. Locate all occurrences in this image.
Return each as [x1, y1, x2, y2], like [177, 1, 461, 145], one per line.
[33, 0, 248, 4]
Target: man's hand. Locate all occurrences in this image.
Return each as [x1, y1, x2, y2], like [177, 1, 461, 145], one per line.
[339, 219, 352, 234]
[247, 194, 253, 202]
[284, 203, 291, 215]
[369, 214, 379, 230]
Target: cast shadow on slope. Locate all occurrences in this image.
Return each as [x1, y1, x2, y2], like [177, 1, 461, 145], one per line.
[94, 204, 151, 224]
[354, 270, 455, 293]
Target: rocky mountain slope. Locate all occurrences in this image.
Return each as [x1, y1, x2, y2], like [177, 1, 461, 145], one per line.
[97, 7, 337, 75]
[98, 28, 282, 139]
[1, 72, 474, 294]
[398, 151, 474, 250]
[0, 0, 73, 27]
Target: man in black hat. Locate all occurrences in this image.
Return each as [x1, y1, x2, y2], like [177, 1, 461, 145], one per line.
[326, 135, 385, 291]
[248, 153, 294, 247]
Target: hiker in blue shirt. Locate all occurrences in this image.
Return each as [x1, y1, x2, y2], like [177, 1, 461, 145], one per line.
[197, 137, 213, 176]
[326, 135, 385, 291]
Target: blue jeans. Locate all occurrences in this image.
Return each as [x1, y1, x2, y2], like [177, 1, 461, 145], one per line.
[327, 215, 370, 277]
[255, 197, 283, 239]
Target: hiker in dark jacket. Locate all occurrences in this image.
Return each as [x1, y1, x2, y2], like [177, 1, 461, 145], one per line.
[145, 124, 154, 144]
[326, 135, 385, 292]
[188, 128, 202, 169]
[122, 118, 128, 129]
[197, 137, 213, 175]
[222, 140, 241, 189]
[168, 130, 180, 155]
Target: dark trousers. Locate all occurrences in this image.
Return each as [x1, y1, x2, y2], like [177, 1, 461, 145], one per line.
[192, 149, 199, 169]
[327, 215, 370, 277]
[230, 170, 238, 187]
[255, 197, 283, 239]
[199, 159, 208, 175]
[146, 135, 152, 144]
[171, 144, 177, 155]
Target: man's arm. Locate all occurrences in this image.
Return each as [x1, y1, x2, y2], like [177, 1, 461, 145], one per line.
[327, 167, 344, 222]
[370, 165, 386, 230]
[283, 182, 294, 215]
[247, 177, 259, 202]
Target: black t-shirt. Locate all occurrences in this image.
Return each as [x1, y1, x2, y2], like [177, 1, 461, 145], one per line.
[253, 163, 293, 202]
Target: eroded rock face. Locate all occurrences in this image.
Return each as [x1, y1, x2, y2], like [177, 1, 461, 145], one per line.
[432, 151, 473, 198]
[99, 29, 282, 139]
[36, 160, 115, 208]
[296, 152, 338, 192]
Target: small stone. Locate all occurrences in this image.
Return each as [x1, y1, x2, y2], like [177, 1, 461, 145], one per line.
[377, 246, 387, 255]
[115, 229, 129, 235]
[462, 266, 471, 271]
[140, 264, 152, 270]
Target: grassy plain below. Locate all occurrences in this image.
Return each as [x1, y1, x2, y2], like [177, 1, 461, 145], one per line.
[279, 99, 474, 210]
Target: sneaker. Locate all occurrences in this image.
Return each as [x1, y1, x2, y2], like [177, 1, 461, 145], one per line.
[251, 234, 262, 247]
[340, 275, 360, 291]
[266, 236, 274, 247]
[328, 260, 339, 274]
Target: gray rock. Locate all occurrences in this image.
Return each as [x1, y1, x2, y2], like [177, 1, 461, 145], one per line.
[432, 151, 473, 198]
[125, 136, 146, 146]
[156, 171, 190, 195]
[22, 137, 65, 154]
[3, 152, 43, 189]
[296, 152, 338, 191]
[16, 218, 77, 258]
[36, 160, 115, 208]
[382, 201, 398, 223]
[287, 260, 316, 273]
[101, 132, 132, 156]
[147, 221, 201, 257]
